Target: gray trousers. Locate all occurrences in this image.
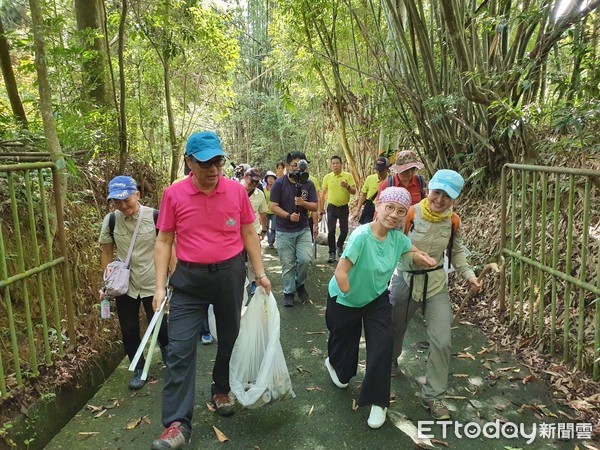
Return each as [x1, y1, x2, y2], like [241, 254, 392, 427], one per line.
[161, 256, 245, 432]
[389, 274, 452, 399]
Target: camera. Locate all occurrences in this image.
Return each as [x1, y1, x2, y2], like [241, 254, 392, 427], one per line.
[288, 159, 310, 184]
[232, 163, 250, 181]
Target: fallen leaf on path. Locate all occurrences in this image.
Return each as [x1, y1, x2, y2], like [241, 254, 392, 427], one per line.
[387, 410, 434, 448]
[206, 402, 216, 412]
[557, 409, 576, 420]
[522, 374, 535, 384]
[482, 362, 493, 371]
[308, 405, 314, 416]
[497, 366, 516, 372]
[476, 347, 488, 355]
[457, 352, 475, 360]
[306, 331, 326, 335]
[126, 418, 142, 430]
[94, 409, 107, 418]
[583, 443, 600, 450]
[85, 404, 103, 413]
[352, 399, 358, 411]
[443, 395, 466, 400]
[295, 365, 312, 374]
[213, 426, 229, 442]
[305, 386, 324, 392]
[125, 416, 150, 430]
[453, 373, 469, 378]
[78, 432, 99, 436]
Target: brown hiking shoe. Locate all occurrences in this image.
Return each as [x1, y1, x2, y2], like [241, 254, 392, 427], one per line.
[212, 392, 235, 417]
[422, 398, 451, 420]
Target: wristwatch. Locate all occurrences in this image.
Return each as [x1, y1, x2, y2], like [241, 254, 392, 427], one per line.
[286, 213, 291, 220]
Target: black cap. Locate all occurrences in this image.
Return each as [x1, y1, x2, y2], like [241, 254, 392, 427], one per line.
[373, 156, 390, 171]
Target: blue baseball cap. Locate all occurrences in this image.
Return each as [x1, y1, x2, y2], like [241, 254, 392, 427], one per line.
[107, 176, 137, 200]
[428, 169, 464, 199]
[185, 131, 226, 162]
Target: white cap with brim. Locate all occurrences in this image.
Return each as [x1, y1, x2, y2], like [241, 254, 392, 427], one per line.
[185, 131, 226, 162]
[428, 169, 464, 199]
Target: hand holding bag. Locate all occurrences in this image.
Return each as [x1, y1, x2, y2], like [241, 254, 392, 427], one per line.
[103, 209, 144, 297]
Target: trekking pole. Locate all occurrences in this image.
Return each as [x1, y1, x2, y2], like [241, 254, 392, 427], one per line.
[141, 302, 166, 381]
[128, 288, 169, 372]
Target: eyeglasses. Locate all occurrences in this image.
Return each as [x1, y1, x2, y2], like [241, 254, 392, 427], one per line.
[383, 204, 407, 217]
[189, 156, 226, 169]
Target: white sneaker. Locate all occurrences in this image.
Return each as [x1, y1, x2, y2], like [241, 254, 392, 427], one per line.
[324, 357, 348, 388]
[367, 405, 387, 429]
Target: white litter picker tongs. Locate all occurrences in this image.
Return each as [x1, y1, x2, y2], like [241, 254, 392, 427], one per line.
[128, 287, 170, 381]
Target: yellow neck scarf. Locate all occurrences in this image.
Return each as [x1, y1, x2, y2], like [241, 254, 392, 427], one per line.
[420, 198, 453, 223]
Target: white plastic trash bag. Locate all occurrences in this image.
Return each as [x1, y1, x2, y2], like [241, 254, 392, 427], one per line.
[208, 304, 217, 342]
[229, 287, 295, 408]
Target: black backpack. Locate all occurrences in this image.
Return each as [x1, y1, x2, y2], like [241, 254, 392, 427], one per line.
[108, 208, 159, 246]
[387, 174, 426, 199]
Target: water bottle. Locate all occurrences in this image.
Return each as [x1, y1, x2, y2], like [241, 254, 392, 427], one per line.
[101, 298, 111, 319]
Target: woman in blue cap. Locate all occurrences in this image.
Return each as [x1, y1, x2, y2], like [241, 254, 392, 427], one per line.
[99, 175, 169, 390]
[388, 169, 481, 420]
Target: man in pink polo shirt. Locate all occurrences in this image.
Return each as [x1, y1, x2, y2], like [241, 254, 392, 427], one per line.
[151, 131, 271, 450]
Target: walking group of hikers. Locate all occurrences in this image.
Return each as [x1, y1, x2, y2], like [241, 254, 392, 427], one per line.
[98, 130, 480, 449]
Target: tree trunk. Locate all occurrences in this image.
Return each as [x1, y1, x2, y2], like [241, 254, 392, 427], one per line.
[74, 0, 111, 107]
[117, 0, 128, 173]
[0, 14, 28, 127]
[27, 1, 64, 168]
[28, 0, 67, 226]
[163, 60, 179, 183]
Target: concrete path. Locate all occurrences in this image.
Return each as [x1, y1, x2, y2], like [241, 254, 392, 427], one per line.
[47, 245, 590, 449]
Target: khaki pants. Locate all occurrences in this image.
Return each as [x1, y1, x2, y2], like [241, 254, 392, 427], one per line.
[389, 274, 452, 399]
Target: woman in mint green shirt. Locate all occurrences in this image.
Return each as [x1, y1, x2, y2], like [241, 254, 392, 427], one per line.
[324, 187, 436, 429]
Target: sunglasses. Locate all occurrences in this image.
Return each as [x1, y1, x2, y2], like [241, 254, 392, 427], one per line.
[189, 155, 226, 169]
